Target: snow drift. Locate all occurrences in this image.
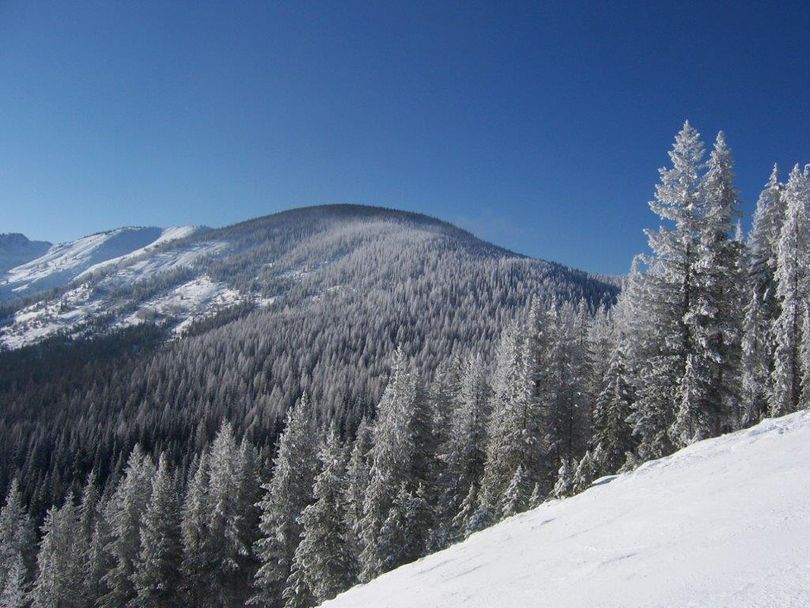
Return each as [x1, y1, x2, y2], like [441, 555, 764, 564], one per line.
[322, 411, 810, 608]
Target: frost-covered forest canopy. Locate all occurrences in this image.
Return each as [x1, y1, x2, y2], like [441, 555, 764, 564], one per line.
[1, 123, 810, 608]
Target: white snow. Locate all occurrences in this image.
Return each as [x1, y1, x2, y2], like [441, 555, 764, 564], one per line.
[322, 411, 810, 608]
[2, 227, 158, 294]
[76, 225, 205, 278]
[117, 275, 242, 335]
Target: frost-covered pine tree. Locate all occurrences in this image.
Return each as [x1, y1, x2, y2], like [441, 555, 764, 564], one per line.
[206, 423, 260, 607]
[0, 479, 35, 597]
[77, 472, 106, 606]
[437, 352, 489, 541]
[253, 395, 317, 607]
[280, 558, 313, 608]
[477, 317, 541, 523]
[630, 122, 705, 459]
[771, 165, 810, 415]
[499, 464, 530, 518]
[552, 458, 575, 499]
[132, 453, 181, 608]
[741, 166, 785, 423]
[358, 348, 419, 582]
[572, 445, 603, 494]
[672, 132, 742, 445]
[342, 417, 372, 563]
[286, 428, 353, 606]
[591, 345, 635, 474]
[180, 451, 211, 607]
[376, 483, 430, 574]
[101, 446, 155, 608]
[451, 484, 479, 540]
[538, 303, 590, 477]
[0, 553, 26, 608]
[29, 496, 82, 608]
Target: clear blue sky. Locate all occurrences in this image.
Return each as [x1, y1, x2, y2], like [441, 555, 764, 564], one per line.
[1, 1, 808, 274]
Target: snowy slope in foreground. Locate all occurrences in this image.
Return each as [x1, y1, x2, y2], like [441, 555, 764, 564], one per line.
[323, 412, 810, 608]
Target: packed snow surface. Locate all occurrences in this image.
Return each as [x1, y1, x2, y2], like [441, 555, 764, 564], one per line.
[322, 412, 810, 608]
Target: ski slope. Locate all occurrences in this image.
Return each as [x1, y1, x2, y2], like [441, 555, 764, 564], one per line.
[323, 411, 810, 608]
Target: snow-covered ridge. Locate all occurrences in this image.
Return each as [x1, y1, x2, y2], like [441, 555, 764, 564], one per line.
[76, 225, 206, 279]
[322, 411, 810, 608]
[0, 225, 204, 297]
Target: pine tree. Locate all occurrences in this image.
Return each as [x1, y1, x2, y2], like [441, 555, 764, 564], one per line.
[771, 165, 810, 415]
[741, 166, 785, 424]
[358, 348, 419, 582]
[180, 451, 211, 607]
[450, 484, 479, 540]
[437, 352, 489, 540]
[77, 472, 105, 607]
[29, 497, 82, 608]
[206, 423, 259, 607]
[630, 122, 705, 459]
[280, 559, 313, 608]
[253, 395, 317, 607]
[673, 132, 742, 445]
[591, 345, 635, 474]
[500, 464, 530, 518]
[572, 446, 603, 494]
[376, 484, 430, 573]
[0, 479, 35, 597]
[552, 458, 575, 499]
[100, 446, 156, 608]
[286, 428, 353, 606]
[342, 417, 372, 564]
[133, 453, 182, 608]
[477, 317, 541, 523]
[0, 553, 26, 608]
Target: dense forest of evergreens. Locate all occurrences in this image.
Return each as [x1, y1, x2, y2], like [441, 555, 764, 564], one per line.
[1, 123, 808, 607]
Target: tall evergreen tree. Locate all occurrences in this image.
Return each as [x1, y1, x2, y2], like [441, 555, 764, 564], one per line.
[342, 417, 372, 564]
[437, 352, 490, 541]
[591, 345, 636, 474]
[205, 423, 259, 607]
[630, 122, 705, 459]
[100, 446, 155, 608]
[29, 497, 82, 608]
[180, 451, 211, 607]
[133, 453, 182, 608]
[741, 166, 785, 423]
[771, 165, 810, 415]
[357, 348, 419, 582]
[673, 132, 742, 445]
[253, 395, 317, 607]
[0, 479, 35, 597]
[286, 428, 353, 606]
[476, 320, 538, 525]
[0, 553, 26, 608]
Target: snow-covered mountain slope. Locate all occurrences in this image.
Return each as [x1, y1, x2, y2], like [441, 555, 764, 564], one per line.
[0, 225, 205, 298]
[323, 411, 810, 608]
[0, 233, 51, 274]
[0, 205, 617, 350]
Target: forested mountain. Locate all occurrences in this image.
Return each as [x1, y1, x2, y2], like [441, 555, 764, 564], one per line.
[0, 204, 617, 516]
[1, 126, 808, 608]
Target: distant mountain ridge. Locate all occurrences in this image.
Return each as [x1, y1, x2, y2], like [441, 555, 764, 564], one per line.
[0, 232, 52, 274]
[0, 204, 616, 350]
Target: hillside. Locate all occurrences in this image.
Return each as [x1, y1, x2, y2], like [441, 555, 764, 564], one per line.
[0, 204, 618, 512]
[322, 411, 810, 608]
[0, 205, 614, 349]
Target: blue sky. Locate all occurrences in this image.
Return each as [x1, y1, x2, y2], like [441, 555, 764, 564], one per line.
[1, 1, 808, 274]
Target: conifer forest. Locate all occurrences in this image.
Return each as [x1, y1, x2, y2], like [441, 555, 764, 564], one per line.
[1, 123, 809, 607]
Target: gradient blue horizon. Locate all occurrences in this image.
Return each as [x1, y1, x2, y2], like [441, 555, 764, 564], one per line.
[1, 1, 808, 274]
